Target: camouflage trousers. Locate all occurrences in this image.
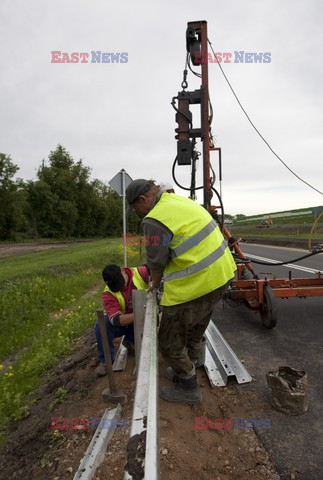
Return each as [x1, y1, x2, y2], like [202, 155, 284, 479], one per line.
[159, 283, 229, 376]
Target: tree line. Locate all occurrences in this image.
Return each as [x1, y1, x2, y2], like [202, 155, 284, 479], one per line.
[0, 145, 140, 240]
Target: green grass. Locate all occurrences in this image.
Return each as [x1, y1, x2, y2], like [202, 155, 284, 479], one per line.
[236, 215, 316, 225]
[231, 232, 323, 240]
[230, 223, 323, 241]
[0, 238, 141, 443]
[0, 239, 120, 282]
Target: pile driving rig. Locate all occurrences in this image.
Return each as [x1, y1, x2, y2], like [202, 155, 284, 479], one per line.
[172, 20, 323, 328]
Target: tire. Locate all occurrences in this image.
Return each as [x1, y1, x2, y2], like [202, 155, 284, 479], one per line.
[260, 285, 278, 329]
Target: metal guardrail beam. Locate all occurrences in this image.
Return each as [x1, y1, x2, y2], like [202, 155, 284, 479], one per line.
[113, 338, 128, 371]
[204, 322, 252, 387]
[143, 293, 159, 480]
[73, 404, 122, 480]
[125, 291, 159, 480]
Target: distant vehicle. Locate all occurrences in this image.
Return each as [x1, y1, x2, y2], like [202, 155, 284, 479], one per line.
[224, 219, 233, 225]
[257, 219, 270, 228]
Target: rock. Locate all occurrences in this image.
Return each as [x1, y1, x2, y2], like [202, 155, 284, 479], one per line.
[225, 460, 230, 466]
[67, 467, 73, 473]
[89, 358, 98, 367]
[162, 448, 168, 455]
[257, 465, 268, 474]
[249, 447, 255, 454]
[256, 446, 261, 452]
[218, 446, 223, 453]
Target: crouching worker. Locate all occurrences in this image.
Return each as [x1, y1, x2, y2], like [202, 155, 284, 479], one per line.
[95, 263, 149, 376]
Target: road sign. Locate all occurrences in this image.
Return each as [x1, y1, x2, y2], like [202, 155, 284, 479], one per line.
[109, 170, 133, 196]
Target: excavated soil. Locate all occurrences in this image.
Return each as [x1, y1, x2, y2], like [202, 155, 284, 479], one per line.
[0, 328, 280, 480]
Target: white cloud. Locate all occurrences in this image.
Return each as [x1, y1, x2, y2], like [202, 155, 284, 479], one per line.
[0, 0, 322, 215]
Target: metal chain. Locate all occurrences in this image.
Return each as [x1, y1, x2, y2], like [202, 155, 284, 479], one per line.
[181, 53, 189, 90]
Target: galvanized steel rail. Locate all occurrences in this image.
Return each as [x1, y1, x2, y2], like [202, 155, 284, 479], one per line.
[204, 321, 252, 386]
[124, 291, 159, 480]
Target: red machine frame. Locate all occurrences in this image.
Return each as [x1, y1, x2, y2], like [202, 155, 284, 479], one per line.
[175, 20, 323, 328]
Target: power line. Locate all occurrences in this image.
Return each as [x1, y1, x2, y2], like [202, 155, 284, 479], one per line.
[207, 38, 323, 196]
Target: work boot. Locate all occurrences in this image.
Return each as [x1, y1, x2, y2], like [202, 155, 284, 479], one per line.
[122, 339, 135, 356]
[165, 359, 204, 382]
[160, 374, 202, 405]
[165, 366, 179, 382]
[95, 363, 107, 377]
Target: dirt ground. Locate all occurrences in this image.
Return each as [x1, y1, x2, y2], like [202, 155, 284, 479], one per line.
[0, 242, 72, 258]
[0, 241, 281, 479]
[0, 328, 280, 480]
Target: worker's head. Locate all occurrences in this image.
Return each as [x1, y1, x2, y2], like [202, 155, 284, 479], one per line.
[102, 264, 127, 292]
[126, 179, 160, 216]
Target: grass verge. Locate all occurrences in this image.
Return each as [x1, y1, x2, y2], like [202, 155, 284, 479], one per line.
[0, 239, 141, 444]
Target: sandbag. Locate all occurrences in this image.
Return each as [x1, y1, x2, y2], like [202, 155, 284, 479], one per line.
[266, 366, 308, 415]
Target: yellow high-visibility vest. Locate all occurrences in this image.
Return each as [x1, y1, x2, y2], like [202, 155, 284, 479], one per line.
[145, 193, 236, 306]
[103, 267, 147, 313]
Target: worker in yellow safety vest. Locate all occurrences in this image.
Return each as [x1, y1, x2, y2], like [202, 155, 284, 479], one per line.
[126, 179, 236, 404]
[95, 264, 149, 376]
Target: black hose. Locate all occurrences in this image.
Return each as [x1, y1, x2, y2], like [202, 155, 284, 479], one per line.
[172, 156, 203, 191]
[211, 187, 224, 232]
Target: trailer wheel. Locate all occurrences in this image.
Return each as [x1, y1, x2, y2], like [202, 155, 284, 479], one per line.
[260, 285, 277, 329]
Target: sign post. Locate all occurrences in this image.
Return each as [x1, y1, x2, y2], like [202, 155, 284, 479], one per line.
[121, 169, 127, 266]
[109, 169, 133, 267]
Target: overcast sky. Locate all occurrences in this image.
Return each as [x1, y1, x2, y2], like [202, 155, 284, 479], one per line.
[1, 0, 322, 216]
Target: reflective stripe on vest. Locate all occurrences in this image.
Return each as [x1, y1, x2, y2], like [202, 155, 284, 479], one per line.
[164, 238, 227, 281]
[170, 218, 218, 259]
[145, 193, 236, 306]
[103, 267, 147, 313]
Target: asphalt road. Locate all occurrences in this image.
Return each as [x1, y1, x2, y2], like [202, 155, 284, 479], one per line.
[212, 243, 323, 480]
